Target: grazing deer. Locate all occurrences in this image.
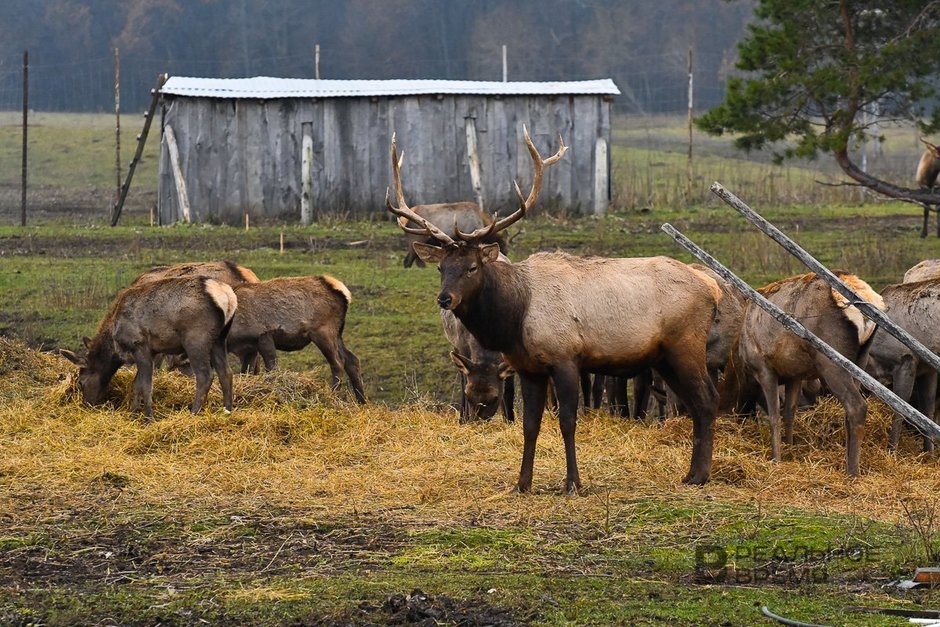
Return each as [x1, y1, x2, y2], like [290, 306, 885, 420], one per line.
[903, 259, 940, 283]
[723, 272, 883, 475]
[867, 279, 940, 452]
[60, 277, 237, 417]
[387, 127, 722, 491]
[916, 138, 940, 238]
[442, 309, 515, 422]
[226, 275, 366, 403]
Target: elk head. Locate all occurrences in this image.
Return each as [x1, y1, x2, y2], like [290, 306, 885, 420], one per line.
[450, 350, 514, 420]
[386, 126, 566, 311]
[918, 137, 940, 189]
[60, 337, 115, 405]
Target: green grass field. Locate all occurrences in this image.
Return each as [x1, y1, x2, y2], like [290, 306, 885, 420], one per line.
[2, 113, 940, 625]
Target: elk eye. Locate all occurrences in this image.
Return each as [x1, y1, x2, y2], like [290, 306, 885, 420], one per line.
[467, 265, 478, 275]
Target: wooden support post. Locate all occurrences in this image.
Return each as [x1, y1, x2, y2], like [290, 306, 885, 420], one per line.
[315, 44, 320, 79]
[710, 181, 940, 376]
[21, 50, 28, 227]
[660, 222, 940, 443]
[686, 46, 693, 204]
[111, 73, 166, 226]
[502, 44, 507, 82]
[301, 121, 313, 225]
[465, 118, 484, 211]
[164, 124, 191, 223]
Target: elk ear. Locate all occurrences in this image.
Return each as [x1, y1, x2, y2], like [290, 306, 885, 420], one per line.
[413, 242, 445, 265]
[480, 243, 501, 264]
[82, 336, 93, 349]
[921, 138, 940, 157]
[498, 361, 515, 380]
[60, 349, 85, 366]
[449, 350, 472, 375]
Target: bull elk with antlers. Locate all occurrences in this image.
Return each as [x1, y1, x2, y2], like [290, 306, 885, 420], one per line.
[387, 127, 723, 492]
[916, 137, 940, 238]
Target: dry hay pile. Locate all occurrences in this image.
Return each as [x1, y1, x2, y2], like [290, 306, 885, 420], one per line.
[1, 337, 939, 528]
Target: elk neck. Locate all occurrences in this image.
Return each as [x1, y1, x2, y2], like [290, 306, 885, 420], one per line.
[452, 261, 529, 355]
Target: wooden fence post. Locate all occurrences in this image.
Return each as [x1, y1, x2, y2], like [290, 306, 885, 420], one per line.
[164, 125, 191, 223]
[301, 121, 313, 226]
[21, 50, 28, 227]
[661, 222, 940, 443]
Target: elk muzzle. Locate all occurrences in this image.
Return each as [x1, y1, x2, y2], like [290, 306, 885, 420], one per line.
[437, 291, 460, 310]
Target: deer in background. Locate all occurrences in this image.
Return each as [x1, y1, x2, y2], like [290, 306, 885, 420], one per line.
[388, 126, 723, 491]
[916, 138, 940, 238]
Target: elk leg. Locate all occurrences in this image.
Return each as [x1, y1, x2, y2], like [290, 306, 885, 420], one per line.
[258, 334, 278, 371]
[922, 205, 929, 238]
[210, 340, 233, 412]
[239, 351, 258, 374]
[914, 370, 937, 453]
[750, 363, 782, 462]
[131, 352, 155, 418]
[189, 352, 213, 414]
[551, 362, 583, 494]
[632, 369, 653, 419]
[579, 371, 592, 409]
[591, 374, 605, 410]
[657, 353, 718, 484]
[502, 374, 516, 423]
[517, 372, 549, 493]
[605, 376, 628, 418]
[335, 338, 366, 403]
[889, 355, 916, 451]
[782, 380, 802, 446]
[458, 371, 469, 422]
[820, 361, 867, 477]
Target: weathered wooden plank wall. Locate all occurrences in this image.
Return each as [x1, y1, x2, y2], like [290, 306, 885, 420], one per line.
[158, 94, 611, 224]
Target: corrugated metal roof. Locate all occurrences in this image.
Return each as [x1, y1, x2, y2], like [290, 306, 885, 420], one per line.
[160, 76, 620, 99]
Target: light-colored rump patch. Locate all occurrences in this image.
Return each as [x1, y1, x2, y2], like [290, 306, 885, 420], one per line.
[322, 274, 352, 304]
[205, 279, 238, 323]
[238, 266, 261, 283]
[830, 274, 884, 344]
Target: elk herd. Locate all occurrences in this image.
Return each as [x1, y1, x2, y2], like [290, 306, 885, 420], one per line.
[59, 127, 940, 493]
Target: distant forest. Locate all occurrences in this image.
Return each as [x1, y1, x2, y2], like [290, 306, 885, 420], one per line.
[0, 0, 754, 113]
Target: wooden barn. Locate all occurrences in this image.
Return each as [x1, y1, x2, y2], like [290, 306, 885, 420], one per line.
[156, 76, 620, 225]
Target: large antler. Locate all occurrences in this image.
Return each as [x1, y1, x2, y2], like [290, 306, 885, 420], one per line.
[456, 124, 566, 242]
[385, 133, 457, 246]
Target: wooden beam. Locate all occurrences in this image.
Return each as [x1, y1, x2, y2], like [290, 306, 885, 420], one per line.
[660, 222, 940, 443]
[711, 181, 940, 376]
[164, 124, 191, 223]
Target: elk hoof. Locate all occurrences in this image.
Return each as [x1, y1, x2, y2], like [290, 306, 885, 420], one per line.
[681, 472, 710, 486]
[564, 481, 584, 496]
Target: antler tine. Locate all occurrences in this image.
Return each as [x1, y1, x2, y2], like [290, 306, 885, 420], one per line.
[455, 126, 567, 241]
[921, 137, 938, 149]
[385, 134, 456, 246]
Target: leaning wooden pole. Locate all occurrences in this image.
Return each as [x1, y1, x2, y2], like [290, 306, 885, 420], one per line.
[111, 73, 166, 226]
[661, 223, 940, 443]
[711, 181, 940, 376]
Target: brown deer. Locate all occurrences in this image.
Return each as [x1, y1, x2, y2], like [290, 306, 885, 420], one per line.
[916, 138, 940, 238]
[442, 309, 515, 422]
[130, 260, 260, 287]
[399, 204, 507, 268]
[867, 279, 940, 452]
[722, 272, 883, 475]
[903, 259, 940, 283]
[60, 277, 237, 417]
[131, 261, 260, 373]
[226, 275, 366, 403]
[387, 127, 722, 491]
